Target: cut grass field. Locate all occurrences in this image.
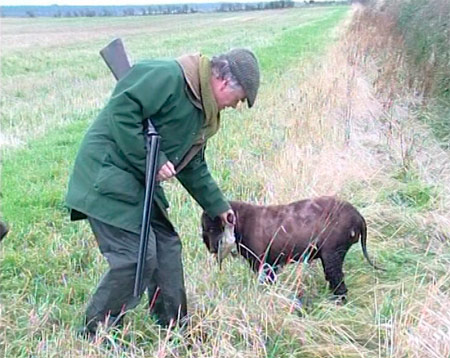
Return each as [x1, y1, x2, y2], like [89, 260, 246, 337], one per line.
[1, 5, 449, 358]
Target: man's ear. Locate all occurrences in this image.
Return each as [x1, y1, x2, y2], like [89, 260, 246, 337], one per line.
[219, 78, 229, 92]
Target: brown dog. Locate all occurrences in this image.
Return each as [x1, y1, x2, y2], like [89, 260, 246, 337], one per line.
[201, 196, 381, 298]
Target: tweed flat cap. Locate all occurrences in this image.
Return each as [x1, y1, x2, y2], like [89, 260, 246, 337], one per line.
[225, 48, 260, 108]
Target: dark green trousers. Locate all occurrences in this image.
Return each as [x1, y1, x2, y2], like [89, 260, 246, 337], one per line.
[85, 206, 187, 331]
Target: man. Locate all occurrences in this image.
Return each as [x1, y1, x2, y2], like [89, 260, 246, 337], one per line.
[66, 48, 260, 335]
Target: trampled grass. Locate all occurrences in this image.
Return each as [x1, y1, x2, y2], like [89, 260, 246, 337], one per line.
[1, 5, 449, 358]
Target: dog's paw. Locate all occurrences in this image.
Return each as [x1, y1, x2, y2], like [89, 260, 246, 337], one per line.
[329, 294, 347, 306]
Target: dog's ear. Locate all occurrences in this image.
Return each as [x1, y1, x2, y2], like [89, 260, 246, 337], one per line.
[201, 231, 210, 250]
[200, 211, 207, 227]
[201, 212, 222, 229]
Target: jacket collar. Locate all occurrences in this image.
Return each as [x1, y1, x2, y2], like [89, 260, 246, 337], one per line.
[175, 53, 203, 110]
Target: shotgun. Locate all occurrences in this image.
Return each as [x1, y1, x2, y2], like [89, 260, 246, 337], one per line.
[100, 38, 160, 297]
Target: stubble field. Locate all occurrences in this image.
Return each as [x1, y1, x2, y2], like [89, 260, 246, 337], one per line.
[1, 5, 449, 358]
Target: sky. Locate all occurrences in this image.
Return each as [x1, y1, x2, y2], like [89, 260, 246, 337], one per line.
[2, 0, 261, 5]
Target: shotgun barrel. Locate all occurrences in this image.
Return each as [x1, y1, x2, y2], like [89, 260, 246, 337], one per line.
[99, 38, 160, 297]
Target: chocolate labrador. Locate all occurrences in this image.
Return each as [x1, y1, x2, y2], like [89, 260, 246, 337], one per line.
[201, 196, 381, 299]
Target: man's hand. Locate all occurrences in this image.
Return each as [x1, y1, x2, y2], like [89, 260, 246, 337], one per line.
[157, 161, 176, 182]
[219, 209, 236, 227]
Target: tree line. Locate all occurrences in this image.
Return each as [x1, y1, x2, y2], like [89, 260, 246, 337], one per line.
[17, 1, 344, 18]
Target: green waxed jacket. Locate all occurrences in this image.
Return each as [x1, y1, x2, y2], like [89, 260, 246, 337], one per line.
[66, 59, 230, 234]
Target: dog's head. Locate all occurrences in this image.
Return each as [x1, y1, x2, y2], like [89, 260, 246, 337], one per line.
[200, 211, 237, 263]
[200, 212, 223, 254]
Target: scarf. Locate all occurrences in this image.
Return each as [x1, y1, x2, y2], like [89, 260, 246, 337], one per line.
[176, 54, 220, 144]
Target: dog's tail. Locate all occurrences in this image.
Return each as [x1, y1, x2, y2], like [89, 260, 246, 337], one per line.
[360, 214, 385, 271]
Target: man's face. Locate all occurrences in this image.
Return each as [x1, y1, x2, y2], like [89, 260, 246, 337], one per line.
[211, 77, 246, 110]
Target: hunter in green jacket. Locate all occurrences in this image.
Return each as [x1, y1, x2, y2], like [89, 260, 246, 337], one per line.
[66, 48, 260, 335]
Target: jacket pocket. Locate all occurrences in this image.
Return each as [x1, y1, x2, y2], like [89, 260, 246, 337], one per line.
[94, 163, 143, 205]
